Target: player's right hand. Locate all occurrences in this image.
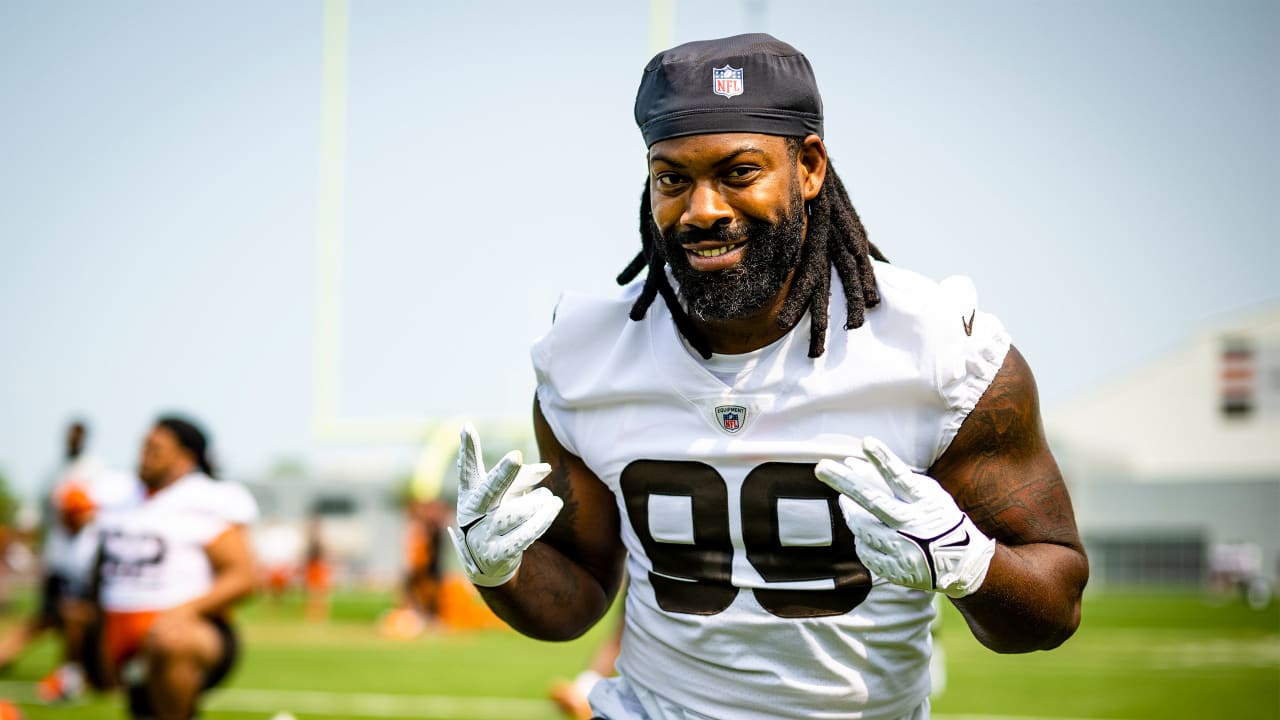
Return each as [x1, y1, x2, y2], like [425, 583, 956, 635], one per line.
[447, 422, 563, 588]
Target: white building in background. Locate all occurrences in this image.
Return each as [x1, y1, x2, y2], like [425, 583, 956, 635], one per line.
[1047, 305, 1280, 589]
[245, 467, 407, 587]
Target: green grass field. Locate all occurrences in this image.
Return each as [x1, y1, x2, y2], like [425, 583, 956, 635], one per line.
[0, 587, 1275, 720]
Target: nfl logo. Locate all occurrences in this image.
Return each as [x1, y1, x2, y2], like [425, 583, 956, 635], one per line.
[714, 404, 748, 434]
[712, 65, 743, 98]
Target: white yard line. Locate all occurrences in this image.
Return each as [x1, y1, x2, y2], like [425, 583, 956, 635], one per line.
[207, 691, 1134, 720]
[936, 715, 1125, 720]
[0, 681, 551, 719]
[0, 681, 1129, 720]
[205, 687, 552, 719]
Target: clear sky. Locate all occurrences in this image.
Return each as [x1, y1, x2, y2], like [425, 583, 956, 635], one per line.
[2, 1, 1276, 496]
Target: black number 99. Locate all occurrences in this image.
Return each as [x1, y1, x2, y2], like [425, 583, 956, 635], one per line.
[621, 460, 871, 619]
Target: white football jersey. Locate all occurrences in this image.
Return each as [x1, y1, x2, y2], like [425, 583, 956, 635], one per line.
[43, 458, 144, 581]
[97, 473, 258, 613]
[61, 469, 146, 592]
[42, 456, 104, 573]
[533, 262, 1010, 720]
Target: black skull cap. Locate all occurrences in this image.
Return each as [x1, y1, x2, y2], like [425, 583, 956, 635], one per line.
[635, 33, 823, 147]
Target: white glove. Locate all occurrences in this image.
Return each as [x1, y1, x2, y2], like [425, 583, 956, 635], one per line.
[814, 436, 995, 598]
[447, 422, 563, 588]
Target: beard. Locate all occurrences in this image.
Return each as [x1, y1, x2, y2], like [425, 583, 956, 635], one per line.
[660, 185, 806, 321]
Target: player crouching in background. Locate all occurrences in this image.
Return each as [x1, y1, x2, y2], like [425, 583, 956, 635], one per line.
[87, 416, 258, 720]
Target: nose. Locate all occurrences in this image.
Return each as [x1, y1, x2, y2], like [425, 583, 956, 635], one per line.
[680, 182, 733, 231]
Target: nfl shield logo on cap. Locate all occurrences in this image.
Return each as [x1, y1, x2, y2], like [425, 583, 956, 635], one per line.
[712, 65, 743, 98]
[714, 404, 747, 433]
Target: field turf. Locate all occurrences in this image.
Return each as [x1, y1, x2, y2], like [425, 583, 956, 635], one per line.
[0, 587, 1275, 720]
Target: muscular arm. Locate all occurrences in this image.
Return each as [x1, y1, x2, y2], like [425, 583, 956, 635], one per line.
[175, 525, 256, 618]
[476, 396, 627, 641]
[929, 346, 1089, 653]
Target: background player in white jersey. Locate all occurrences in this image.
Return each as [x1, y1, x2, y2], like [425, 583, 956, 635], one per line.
[0, 421, 92, 693]
[450, 34, 1089, 719]
[90, 416, 258, 720]
[0, 420, 140, 702]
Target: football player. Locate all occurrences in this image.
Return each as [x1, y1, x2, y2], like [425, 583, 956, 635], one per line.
[0, 421, 140, 703]
[450, 34, 1088, 719]
[301, 513, 332, 623]
[90, 416, 257, 720]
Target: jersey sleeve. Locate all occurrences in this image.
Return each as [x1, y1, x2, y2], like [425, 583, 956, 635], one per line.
[531, 293, 582, 458]
[217, 482, 260, 526]
[191, 481, 260, 547]
[927, 275, 1011, 466]
[530, 283, 649, 461]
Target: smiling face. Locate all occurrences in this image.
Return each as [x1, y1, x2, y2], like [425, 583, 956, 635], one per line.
[648, 133, 826, 323]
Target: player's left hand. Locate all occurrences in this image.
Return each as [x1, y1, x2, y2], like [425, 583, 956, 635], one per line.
[815, 437, 995, 598]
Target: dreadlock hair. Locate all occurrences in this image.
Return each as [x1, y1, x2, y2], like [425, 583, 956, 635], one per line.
[156, 415, 218, 478]
[616, 138, 888, 359]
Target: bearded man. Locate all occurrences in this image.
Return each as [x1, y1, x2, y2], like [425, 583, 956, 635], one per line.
[450, 34, 1088, 720]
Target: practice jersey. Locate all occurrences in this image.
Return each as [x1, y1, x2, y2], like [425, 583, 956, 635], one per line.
[97, 473, 258, 613]
[43, 458, 143, 584]
[532, 261, 1010, 720]
[42, 456, 103, 574]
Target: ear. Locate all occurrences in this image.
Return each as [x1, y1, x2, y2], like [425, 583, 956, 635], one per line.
[796, 135, 828, 202]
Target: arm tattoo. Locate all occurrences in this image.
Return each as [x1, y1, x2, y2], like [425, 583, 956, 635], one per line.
[935, 347, 1083, 550]
[540, 457, 580, 549]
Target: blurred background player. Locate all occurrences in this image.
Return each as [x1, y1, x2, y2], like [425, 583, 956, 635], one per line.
[403, 496, 448, 626]
[302, 512, 332, 623]
[252, 518, 302, 610]
[0, 422, 93, 681]
[0, 420, 140, 703]
[379, 495, 449, 638]
[379, 453, 510, 638]
[89, 416, 258, 720]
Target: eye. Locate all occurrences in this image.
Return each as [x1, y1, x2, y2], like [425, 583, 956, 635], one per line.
[655, 172, 688, 188]
[725, 166, 760, 181]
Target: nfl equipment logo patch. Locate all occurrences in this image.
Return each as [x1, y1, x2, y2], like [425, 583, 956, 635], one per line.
[714, 404, 747, 434]
[712, 65, 743, 98]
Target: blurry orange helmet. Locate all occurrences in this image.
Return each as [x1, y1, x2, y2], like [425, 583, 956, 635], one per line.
[56, 482, 96, 532]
